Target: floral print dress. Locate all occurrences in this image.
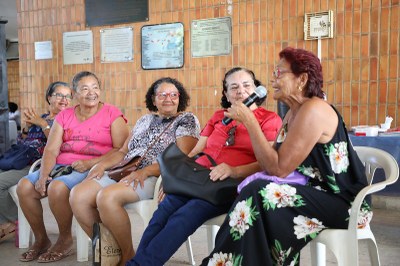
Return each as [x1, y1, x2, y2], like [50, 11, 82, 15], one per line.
[201, 106, 371, 266]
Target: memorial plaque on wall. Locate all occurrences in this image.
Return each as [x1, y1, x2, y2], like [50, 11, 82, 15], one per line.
[141, 23, 184, 70]
[85, 0, 149, 27]
[63, 31, 93, 65]
[100, 27, 133, 62]
[191, 17, 232, 58]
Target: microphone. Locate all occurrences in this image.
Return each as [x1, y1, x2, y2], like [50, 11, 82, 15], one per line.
[222, 86, 268, 126]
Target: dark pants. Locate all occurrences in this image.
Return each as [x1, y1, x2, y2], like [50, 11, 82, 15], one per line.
[127, 194, 231, 266]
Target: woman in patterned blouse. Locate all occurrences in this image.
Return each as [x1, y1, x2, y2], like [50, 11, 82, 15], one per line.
[70, 77, 200, 266]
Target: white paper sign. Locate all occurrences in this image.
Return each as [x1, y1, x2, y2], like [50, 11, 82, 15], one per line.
[191, 17, 232, 58]
[310, 15, 330, 37]
[100, 27, 133, 62]
[63, 30, 93, 65]
[34, 41, 53, 60]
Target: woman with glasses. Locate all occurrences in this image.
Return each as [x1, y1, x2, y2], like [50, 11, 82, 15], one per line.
[127, 67, 281, 266]
[17, 71, 129, 262]
[0, 81, 72, 244]
[201, 48, 370, 266]
[70, 77, 200, 265]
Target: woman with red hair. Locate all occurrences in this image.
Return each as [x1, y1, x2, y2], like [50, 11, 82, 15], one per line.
[201, 47, 371, 266]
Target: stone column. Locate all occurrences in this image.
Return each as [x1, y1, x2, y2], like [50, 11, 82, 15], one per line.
[0, 20, 10, 154]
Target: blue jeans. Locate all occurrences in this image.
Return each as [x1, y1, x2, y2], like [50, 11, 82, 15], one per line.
[127, 194, 231, 266]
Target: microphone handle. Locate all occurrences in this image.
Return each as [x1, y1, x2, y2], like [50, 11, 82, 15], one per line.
[222, 93, 258, 125]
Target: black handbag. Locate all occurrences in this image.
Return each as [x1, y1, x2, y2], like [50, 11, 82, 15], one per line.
[157, 143, 241, 205]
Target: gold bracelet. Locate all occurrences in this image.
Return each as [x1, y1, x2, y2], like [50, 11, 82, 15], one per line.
[42, 125, 51, 131]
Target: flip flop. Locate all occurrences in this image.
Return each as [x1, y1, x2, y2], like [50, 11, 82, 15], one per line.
[37, 249, 73, 263]
[19, 247, 49, 262]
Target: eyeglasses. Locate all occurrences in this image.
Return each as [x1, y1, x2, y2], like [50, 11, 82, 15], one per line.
[272, 68, 292, 79]
[156, 92, 180, 100]
[52, 93, 73, 100]
[225, 126, 237, 146]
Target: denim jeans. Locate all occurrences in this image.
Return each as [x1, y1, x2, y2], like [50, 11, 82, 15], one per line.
[127, 194, 231, 266]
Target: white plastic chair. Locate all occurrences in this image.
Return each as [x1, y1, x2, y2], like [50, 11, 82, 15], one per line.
[8, 159, 87, 261]
[310, 146, 399, 266]
[8, 120, 18, 145]
[8, 158, 42, 249]
[75, 176, 196, 264]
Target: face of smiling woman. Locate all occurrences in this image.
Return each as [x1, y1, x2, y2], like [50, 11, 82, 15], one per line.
[75, 76, 101, 108]
[153, 82, 180, 118]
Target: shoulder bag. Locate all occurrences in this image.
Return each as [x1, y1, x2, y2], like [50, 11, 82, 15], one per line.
[157, 143, 241, 206]
[108, 117, 176, 182]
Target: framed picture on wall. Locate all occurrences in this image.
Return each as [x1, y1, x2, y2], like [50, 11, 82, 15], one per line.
[141, 22, 184, 70]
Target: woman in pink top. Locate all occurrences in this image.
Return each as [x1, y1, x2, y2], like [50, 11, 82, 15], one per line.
[17, 71, 129, 263]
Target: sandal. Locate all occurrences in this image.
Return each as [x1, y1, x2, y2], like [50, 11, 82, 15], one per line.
[19, 247, 49, 262]
[37, 249, 73, 263]
[0, 224, 16, 244]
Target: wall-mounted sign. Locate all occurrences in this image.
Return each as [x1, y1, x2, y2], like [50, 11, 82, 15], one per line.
[191, 17, 232, 58]
[100, 27, 133, 63]
[85, 0, 148, 27]
[63, 30, 93, 65]
[141, 22, 184, 70]
[34, 41, 52, 60]
[304, 11, 334, 40]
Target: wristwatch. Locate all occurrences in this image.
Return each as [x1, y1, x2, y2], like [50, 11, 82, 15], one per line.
[42, 125, 51, 131]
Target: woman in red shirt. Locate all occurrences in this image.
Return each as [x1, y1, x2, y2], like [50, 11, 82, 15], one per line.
[127, 67, 282, 266]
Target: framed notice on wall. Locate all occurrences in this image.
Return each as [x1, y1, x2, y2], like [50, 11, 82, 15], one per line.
[100, 27, 133, 62]
[141, 23, 184, 70]
[63, 31, 93, 65]
[191, 17, 232, 58]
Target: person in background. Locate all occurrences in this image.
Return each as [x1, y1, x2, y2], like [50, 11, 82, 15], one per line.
[127, 67, 282, 266]
[70, 77, 200, 266]
[17, 71, 129, 262]
[0, 82, 72, 244]
[201, 47, 371, 266]
[8, 102, 21, 130]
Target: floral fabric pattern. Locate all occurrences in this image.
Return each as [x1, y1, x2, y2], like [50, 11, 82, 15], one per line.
[228, 197, 258, 241]
[201, 106, 370, 266]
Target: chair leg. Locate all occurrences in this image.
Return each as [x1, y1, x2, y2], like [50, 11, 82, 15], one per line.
[310, 241, 326, 266]
[185, 237, 195, 265]
[365, 238, 380, 266]
[206, 225, 220, 254]
[75, 220, 90, 262]
[17, 206, 31, 248]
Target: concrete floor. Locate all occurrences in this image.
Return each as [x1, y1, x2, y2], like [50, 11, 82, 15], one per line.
[0, 200, 399, 266]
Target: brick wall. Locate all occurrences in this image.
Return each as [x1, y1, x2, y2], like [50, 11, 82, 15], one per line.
[7, 60, 20, 104]
[16, 0, 399, 128]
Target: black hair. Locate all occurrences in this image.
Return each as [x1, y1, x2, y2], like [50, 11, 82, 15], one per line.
[45, 81, 70, 104]
[220, 67, 266, 108]
[145, 77, 190, 112]
[8, 102, 18, 112]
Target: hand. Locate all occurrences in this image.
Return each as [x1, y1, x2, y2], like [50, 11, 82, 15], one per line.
[71, 160, 91, 172]
[119, 170, 146, 190]
[34, 176, 51, 196]
[209, 163, 234, 181]
[224, 102, 254, 125]
[24, 108, 47, 128]
[157, 185, 166, 203]
[86, 164, 106, 180]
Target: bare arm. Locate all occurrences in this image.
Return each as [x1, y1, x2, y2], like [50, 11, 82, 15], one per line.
[122, 135, 199, 188]
[229, 98, 338, 177]
[188, 136, 208, 157]
[36, 121, 64, 196]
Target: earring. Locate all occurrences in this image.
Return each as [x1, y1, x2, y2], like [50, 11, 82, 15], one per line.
[298, 85, 302, 92]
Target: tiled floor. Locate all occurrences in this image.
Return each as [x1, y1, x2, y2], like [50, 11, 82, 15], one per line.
[0, 206, 399, 266]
